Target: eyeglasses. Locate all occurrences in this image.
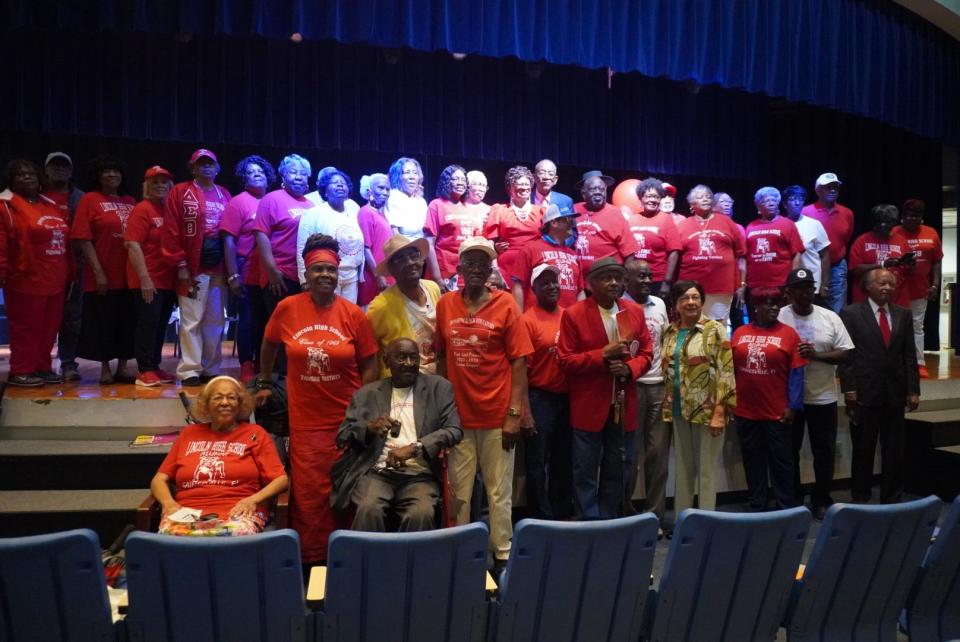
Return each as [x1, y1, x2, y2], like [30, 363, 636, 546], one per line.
[210, 394, 240, 403]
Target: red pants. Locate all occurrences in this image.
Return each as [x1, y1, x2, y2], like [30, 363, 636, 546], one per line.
[6, 289, 64, 375]
[289, 427, 347, 564]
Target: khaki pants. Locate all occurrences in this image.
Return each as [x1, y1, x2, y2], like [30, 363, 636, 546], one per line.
[448, 429, 514, 561]
[672, 415, 724, 513]
[703, 293, 733, 323]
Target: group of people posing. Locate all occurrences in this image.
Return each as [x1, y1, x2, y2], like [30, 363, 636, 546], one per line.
[0, 150, 938, 568]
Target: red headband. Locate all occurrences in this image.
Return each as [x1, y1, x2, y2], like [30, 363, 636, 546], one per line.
[304, 248, 340, 268]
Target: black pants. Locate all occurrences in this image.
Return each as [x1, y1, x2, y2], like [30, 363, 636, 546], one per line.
[735, 417, 795, 509]
[132, 289, 177, 372]
[57, 280, 83, 367]
[792, 403, 837, 508]
[236, 284, 267, 365]
[525, 388, 574, 519]
[850, 404, 905, 503]
[262, 277, 300, 374]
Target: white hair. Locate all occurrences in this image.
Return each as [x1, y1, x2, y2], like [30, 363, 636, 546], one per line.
[467, 170, 487, 186]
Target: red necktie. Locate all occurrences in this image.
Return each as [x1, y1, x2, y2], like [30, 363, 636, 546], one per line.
[878, 308, 891, 346]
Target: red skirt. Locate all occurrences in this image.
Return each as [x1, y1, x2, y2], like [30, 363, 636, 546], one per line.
[289, 427, 347, 563]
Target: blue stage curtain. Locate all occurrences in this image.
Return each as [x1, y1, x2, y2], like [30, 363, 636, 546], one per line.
[5, 0, 959, 144]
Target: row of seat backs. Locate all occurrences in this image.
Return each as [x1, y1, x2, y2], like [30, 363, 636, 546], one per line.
[0, 496, 956, 642]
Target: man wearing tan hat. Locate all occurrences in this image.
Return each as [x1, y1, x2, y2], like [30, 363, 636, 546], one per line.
[436, 236, 533, 578]
[366, 234, 442, 378]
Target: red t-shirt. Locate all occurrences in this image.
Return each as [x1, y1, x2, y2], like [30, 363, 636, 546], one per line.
[251, 189, 312, 284]
[573, 203, 640, 275]
[71, 191, 136, 292]
[847, 231, 910, 306]
[157, 422, 286, 518]
[627, 211, 681, 281]
[731, 322, 806, 421]
[802, 202, 854, 263]
[512, 237, 583, 309]
[0, 194, 70, 295]
[893, 224, 943, 300]
[744, 216, 805, 288]
[44, 190, 70, 217]
[124, 200, 174, 291]
[482, 203, 543, 283]
[424, 198, 486, 279]
[435, 289, 533, 429]
[521, 304, 567, 393]
[676, 214, 747, 294]
[219, 190, 262, 286]
[263, 293, 378, 430]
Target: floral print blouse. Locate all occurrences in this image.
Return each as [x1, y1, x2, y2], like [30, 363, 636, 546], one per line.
[662, 316, 736, 425]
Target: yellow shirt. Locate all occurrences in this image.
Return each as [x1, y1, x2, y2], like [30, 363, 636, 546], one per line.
[366, 281, 443, 378]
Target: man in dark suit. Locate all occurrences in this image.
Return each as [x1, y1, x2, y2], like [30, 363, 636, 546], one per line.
[332, 338, 463, 531]
[839, 267, 920, 503]
[532, 159, 574, 211]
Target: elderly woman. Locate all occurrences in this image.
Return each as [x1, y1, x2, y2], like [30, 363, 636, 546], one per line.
[385, 157, 428, 240]
[732, 287, 806, 510]
[124, 166, 177, 387]
[848, 204, 912, 307]
[219, 155, 276, 383]
[675, 184, 747, 322]
[483, 166, 543, 285]
[628, 177, 681, 297]
[297, 168, 365, 303]
[425, 164, 485, 292]
[252, 154, 313, 315]
[662, 280, 736, 514]
[256, 233, 378, 563]
[743, 187, 804, 318]
[0, 160, 70, 387]
[464, 170, 491, 221]
[150, 376, 288, 536]
[72, 156, 137, 384]
[356, 173, 393, 306]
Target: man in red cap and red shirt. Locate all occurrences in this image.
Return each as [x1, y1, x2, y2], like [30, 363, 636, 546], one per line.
[801, 172, 854, 313]
[573, 170, 640, 276]
[163, 149, 231, 386]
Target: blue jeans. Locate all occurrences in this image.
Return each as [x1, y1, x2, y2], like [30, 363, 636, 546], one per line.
[525, 388, 573, 519]
[573, 410, 636, 519]
[825, 258, 847, 314]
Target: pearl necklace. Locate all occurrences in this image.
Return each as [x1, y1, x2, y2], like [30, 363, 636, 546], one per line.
[511, 202, 532, 222]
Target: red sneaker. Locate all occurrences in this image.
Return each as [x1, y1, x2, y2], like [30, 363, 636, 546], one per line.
[240, 361, 256, 384]
[918, 365, 930, 379]
[156, 369, 175, 383]
[136, 371, 162, 387]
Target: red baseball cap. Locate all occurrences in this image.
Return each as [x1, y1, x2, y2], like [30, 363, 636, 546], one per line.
[143, 165, 174, 181]
[662, 182, 678, 197]
[189, 148, 218, 164]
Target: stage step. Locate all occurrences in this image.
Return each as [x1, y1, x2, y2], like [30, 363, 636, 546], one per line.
[905, 410, 960, 447]
[0, 440, 169, 490]
[0, 489, 148, 544]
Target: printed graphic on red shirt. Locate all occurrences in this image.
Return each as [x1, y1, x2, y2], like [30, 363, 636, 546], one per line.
[732, 323, 805, 421]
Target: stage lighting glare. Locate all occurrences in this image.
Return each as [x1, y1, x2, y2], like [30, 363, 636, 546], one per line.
[452, 52, 467, 60]
[290, 32, 303, 43]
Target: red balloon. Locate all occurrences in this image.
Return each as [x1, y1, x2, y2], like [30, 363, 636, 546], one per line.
[612, 179, 642, 214]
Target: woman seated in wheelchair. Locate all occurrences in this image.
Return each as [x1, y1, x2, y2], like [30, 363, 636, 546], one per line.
[150, 376, 288, 536]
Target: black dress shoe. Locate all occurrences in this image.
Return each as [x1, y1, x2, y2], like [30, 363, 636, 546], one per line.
[180, 376, 202, 387]
[199, 373, 216, 383]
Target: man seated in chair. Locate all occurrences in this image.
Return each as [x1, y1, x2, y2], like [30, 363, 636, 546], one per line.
[332, 338, 464, 531]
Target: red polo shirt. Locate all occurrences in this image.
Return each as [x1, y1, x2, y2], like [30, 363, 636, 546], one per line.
[801, 202, 854, 264]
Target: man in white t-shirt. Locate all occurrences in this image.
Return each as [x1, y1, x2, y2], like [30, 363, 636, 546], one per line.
[332, 338, 463, 531]
[782, 185, 830, 298]
[778, 268, 854, 519]
[623, 260, 670, 523]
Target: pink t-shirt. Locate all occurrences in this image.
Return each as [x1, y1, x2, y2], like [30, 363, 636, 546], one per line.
[744, 216, 805, 288]
[199, 185, 230, 239]
[424, 197, 486, 279]
[573, 203, 640, 275]
[219, 190, 262, 285]
[251, 189, 312, 284]
[627, 211, 681, 281]
[676, 214, 746, 294]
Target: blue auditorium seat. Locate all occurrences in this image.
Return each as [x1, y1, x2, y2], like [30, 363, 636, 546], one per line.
[315, 522, 490, 642]
[785, 496, 941, 642]
[492, 513, 659, 642]
[123, 529, 309, 642]
[0, 528, 116, 642]
[901, 496, 960, 641]
[647, 506, 811, 642]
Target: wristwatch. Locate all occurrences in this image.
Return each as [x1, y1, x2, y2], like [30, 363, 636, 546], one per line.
[414, 441, 425, 457]
[227, 273, 241, 284]
[507, 407, 521, 417]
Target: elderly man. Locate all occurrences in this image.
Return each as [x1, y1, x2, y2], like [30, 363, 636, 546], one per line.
[436, 236, 532, 575]
[333, 338, 463, 532]
[801, 172, 854, 313]
[840, 268, 920, 503]
[782, 185, 830, 300]
[558, 257, 653, 519]
[511, 203, 583, 310]
[532, 159, 574, 211]
[779, 268, 853, 519]
[572, 170, 640, 275]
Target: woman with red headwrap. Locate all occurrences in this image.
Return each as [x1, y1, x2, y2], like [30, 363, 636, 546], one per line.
[255, 233, 378, 563]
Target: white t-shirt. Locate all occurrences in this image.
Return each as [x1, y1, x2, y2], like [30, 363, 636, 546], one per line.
[793, 215, 830, 293]
[778, 305, 854, 404]
[296, 200, 364, 285]
[375, 385, 428, 473]
[405, 282, 438, 374]
[624, 294, 668, 383]
[385, 190, 428, 240]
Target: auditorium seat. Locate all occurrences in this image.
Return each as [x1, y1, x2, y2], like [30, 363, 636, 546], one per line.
[901, 496, 960, 641]
[490, 513, 658, 642]
[0, 528, 117, 642]
[646, 506, 811, 642]
[123, 529, 309, 642]
[311, 522, 490, 642]
[784, 496, 941, 642]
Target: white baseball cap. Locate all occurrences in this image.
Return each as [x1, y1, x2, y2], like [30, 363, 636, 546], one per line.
[530, 263, 560, 286]
[815, 172, 842, 188]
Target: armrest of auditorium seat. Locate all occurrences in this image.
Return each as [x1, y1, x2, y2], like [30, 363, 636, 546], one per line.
[274, 490, 290, 529]
[485, 571, 498, 598]
[307, 566, 327, 608]
[135, 495, 161, 532]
